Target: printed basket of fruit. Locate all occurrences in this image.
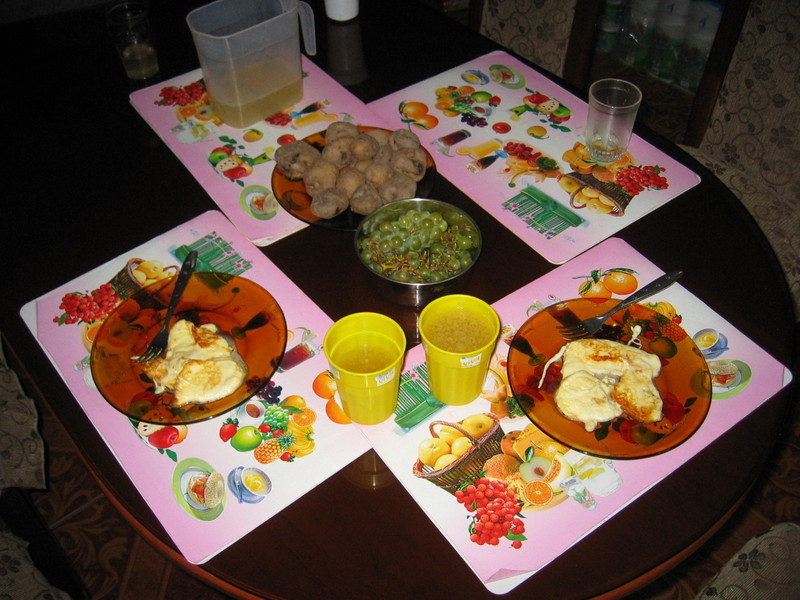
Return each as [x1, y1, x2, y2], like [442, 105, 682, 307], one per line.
[413, 413, 503, 493]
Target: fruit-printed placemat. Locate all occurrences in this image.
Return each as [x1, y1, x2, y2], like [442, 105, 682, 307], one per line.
[368, 51, 701, 264]
[356, 237, 791, 594]
[130, 58, 389, 246]
[20, 210, 371, 565]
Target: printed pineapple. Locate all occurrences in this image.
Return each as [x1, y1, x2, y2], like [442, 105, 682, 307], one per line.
[254, 432, 296, 464]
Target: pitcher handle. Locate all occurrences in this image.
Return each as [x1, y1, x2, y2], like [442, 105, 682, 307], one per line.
[298, 1, 317, 56]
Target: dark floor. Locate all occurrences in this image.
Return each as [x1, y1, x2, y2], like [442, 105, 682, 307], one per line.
[19, 381, 799, 600]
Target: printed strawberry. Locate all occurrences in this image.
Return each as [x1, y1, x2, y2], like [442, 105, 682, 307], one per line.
[258, 423, 272, 434]
[219, 418, 238, 442]
[280, 452, 294, 462]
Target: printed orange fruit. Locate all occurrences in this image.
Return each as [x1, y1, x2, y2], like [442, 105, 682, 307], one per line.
[292, 407, 317, 427]
[400, 101, 429, 119]
[602, 270, 638, 295]
[325, 398, 351, 425]
[312, 371, 337, 399]
[413, 114, 439, 130]
[282, 395, 307, 410]
[579, 280, 612, 299]
[523, 480, 554, 506]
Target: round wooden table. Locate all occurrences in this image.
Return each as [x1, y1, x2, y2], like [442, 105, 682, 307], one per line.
[0, 1, 794, 598]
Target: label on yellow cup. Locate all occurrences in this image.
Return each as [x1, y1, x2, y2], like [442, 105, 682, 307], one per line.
[460, 355, 481, 368]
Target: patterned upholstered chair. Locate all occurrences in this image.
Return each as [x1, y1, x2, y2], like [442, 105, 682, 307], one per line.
[681, 0, 800, 319]
[473, 0, 603, 88]
[474, 0, 799, 318]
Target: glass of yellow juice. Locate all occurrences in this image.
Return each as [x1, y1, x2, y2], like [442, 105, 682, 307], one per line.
[323, 313, 406, 425]
[418, 294, 500, 406]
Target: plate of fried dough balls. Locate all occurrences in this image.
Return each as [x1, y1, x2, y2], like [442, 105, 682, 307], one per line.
[271, 123, 437, 230]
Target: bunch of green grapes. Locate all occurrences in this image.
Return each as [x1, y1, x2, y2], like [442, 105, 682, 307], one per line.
[358, 209, 480, 283]
[261, 404, 290, 432]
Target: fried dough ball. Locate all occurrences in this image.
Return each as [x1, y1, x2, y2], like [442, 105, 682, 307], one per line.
[304, 159, 339, 197]
[364, 128, 391, 146]
[390, 147, 428, 182]
[372, 145, 394, 165]
[350, 183, 384, 215]
[310, 187, 349, 218]
[325, 121, 359, 143]
[321, 136, 355, 169]
[274, 140, 321, 180]
[365, 162, 395, 187]
[350, 133, 380, 161]
[390, 129, 420, 150]
[379, 173, 417, 203]
[336, 167, 366, 199]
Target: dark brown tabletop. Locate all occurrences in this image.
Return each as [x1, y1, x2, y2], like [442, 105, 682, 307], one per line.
[1, 1, 795, 599]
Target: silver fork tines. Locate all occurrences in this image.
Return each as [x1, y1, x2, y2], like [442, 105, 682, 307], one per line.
[130, 251, 198, 363]
[556, 270, 683, 341]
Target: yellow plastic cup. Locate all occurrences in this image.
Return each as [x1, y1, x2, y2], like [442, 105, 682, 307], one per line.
[323, 313, 406, 425]
[418, 294, 500, 406]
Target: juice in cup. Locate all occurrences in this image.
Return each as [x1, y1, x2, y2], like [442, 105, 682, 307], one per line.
[323, 313, 406, 425]
[418, 294, 500, 406]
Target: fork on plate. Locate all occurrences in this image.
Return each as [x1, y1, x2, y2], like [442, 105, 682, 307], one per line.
[131, 251, 198, 363]
[557, 270, 683, 341]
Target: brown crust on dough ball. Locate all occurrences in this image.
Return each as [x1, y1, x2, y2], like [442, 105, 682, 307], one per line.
[335, 167, 366, 199]
[274, 140, 321, 180]
[350, 183, 384, 215]
[350, 133, 380, 161]
[372, 145, 394, 165]
[364, 128, 391, 146]
[364, 163, 395, 187]
[321, 136, 355, 169]
[390, 129, 420, 150]
[390, 147, 428, 182]
[304, 159, 339, 197]
[379, 173, 417, 203]
[310, 187, 349, 218]
[325, 121, 359, 143]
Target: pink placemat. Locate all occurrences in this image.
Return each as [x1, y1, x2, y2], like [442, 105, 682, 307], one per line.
[356, 237, 791, 594]
[130, 59, 388, 246]
[20, 210, 371, 564]
[368, 51, 701, 264]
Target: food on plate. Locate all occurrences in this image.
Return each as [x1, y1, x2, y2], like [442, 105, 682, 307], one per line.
[275, 123, 429, 219]
[543, 338, 663, 431]
[310, 187, 349, 219]
[141, 319, 247, 407]
[187, 470, 224, 509]
[390, 147, 428, 182]
[378, 173, 417, 203]
[274, 140, 321, 180]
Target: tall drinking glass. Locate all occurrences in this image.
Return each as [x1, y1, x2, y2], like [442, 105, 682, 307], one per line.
[585, 79, 642, 165]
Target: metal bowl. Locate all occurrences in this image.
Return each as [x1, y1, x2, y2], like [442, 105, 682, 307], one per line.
[354, 198, 482, 307]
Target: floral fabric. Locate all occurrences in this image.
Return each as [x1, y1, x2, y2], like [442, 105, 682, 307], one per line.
[478, 0, 577, 77]
[679, 0, 800, 319]
[0, 338, 46, 493]
[694, 522, 800, 599]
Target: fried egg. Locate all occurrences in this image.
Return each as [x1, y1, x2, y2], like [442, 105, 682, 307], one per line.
[142, 320, 247, 406]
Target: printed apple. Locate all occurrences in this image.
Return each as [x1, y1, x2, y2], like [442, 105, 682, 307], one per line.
[230, 426, 263, 452]
[450, 436, 473, 458]
[460, 414, 494, 439]
[418, 437, 450, 468]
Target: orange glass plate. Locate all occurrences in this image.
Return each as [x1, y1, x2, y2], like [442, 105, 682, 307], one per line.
[90, 272, 287, 425]
[271, 126, 437, 231]
[506, 298, 711, 459]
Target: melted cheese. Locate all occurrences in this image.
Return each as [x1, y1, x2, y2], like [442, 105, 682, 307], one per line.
[142, 320, 247, 406]
[543, 338, 663, 431]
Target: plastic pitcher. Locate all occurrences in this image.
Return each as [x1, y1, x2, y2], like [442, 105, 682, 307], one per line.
[187, 0, 316, 128]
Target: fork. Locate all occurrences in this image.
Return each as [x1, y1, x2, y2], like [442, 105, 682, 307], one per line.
[131, 251, 198, 363]
[557, 270, 683, 341]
